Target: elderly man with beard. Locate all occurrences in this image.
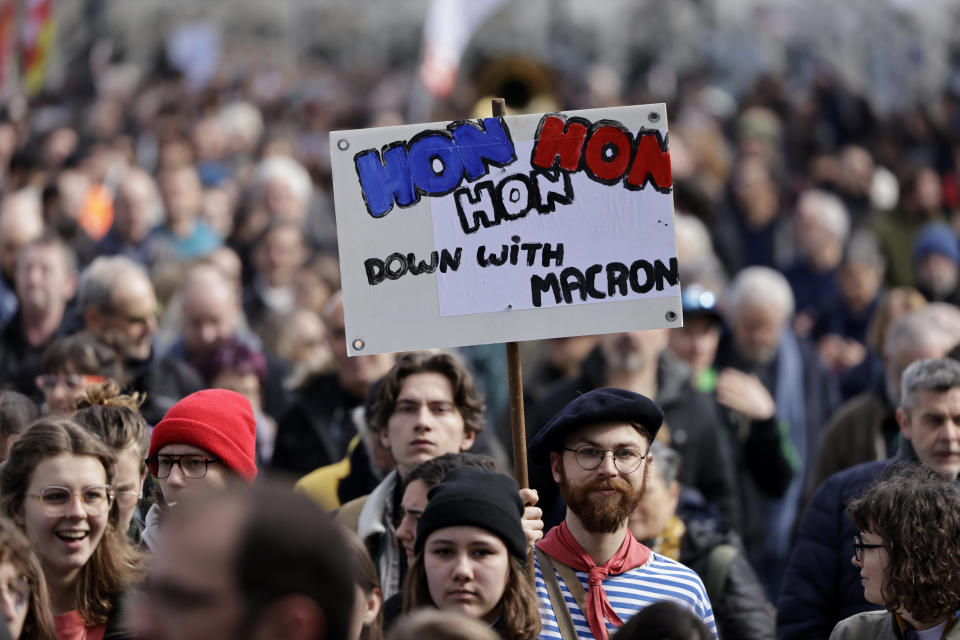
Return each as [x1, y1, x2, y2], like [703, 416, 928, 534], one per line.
[713, 266, 839, 598]
[528, 388, 717, 640]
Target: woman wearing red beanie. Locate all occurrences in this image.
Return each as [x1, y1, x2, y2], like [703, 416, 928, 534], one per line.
[141, 389, 257, 552]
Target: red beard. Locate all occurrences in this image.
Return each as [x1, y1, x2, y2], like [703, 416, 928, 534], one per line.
[558, 461, 648, 534]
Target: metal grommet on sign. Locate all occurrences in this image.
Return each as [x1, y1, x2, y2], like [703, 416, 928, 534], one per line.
[352, 338, 365, 351]
[648, 111, 661, 124]
[337, 139, 350, 151]
[665, 310, 678, 322]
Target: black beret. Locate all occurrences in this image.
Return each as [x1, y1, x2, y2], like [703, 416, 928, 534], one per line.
[527, 387, 663, 464]
[414, 467, 527, 563]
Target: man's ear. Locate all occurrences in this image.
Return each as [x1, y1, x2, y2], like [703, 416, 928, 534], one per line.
[549, 451, 563, 483]
[896, 407, 912, 441]
[458, 427, 476, 452]
[379, 427, 391, 452]
[251, 595, 327, 640]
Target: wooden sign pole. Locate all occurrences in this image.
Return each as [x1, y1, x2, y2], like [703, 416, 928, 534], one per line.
[492, 97, 536, 581]
[491, 98, 529, 491]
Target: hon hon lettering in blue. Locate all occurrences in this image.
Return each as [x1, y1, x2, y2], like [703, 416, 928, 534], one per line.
[353, 117, 516, 218]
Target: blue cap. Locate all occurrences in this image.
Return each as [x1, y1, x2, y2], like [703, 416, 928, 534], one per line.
[913, 222, 960, 266]
[527, 388, 663, 464]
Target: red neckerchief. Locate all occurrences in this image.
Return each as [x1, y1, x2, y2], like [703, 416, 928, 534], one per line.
[537, 521, 651, 640]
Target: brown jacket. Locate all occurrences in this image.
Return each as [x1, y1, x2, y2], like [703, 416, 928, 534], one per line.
[809, 390, 891, 497]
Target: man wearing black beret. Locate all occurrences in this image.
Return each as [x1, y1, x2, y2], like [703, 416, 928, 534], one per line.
[529, 388, 717, 640]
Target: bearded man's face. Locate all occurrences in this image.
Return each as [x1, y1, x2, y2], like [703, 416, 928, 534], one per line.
[550, 422, 651, 534]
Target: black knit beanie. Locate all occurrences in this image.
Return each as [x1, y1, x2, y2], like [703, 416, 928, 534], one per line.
[414, 466, 527, 563]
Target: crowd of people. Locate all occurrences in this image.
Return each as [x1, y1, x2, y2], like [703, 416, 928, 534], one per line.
[0, 15, 957, 640]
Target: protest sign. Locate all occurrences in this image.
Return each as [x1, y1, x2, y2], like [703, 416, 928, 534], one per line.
[330, 103, 682, 356]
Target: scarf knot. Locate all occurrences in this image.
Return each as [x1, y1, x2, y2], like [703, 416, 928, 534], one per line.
[538, 522, 650, 640]
[588, 566, 608, 587]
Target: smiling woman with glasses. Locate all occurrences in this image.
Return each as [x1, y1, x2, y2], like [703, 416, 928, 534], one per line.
[0, 418, 143, 638]
[829, 465, 960, 639]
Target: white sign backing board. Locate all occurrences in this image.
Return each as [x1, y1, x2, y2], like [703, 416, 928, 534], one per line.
[330, 103, 683, 356]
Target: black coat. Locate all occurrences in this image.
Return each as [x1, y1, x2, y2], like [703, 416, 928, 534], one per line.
[126, 352, 204, 426]
[712, 330, 839, 568]
[775, 453, 902, 640]
[272, 372, 365, 476]
[678, 491, 775, 640]
[0, 308, 78, 400]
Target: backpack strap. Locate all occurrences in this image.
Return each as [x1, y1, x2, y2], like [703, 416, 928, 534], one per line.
[704, 543, 739, 606]
[536, 547, 580, 640]
[551, 555, 589, 615]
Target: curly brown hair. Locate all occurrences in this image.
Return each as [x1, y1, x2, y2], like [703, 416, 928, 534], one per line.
[403, 553, 540, 640]
[370, 351, 485, 436]
[847, 464, 960, 624]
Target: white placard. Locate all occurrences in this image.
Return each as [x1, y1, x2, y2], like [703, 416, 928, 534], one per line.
[330, 104, 682, 356]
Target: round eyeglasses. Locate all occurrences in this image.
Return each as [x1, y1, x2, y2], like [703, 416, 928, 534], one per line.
[853, 534, 884, 562]
[114, 490, 140, 509]
[26, 485, 114, 517]
[563, 445, 647, 473]
[146, 454, 220, 480]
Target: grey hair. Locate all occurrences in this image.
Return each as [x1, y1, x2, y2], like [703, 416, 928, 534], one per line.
[843, 229, 886, 272]
[253, 155, 313, 207]
[675, 212, 715, 257]
[649, 442, 680, 487]
[900, 358, 960, 414]
[78, 255, 149, 312]
[884, 309, 956, 359]
[796, 189, 850, 243]
[725, 266, 795, 321]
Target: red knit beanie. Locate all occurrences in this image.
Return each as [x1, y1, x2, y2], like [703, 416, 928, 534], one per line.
[149, 389, 258, 483]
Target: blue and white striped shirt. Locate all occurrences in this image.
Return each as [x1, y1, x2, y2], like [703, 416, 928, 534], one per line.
[534, 551, 718, 639]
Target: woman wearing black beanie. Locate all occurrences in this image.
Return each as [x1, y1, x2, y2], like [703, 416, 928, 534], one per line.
[401, 467, 540, 640]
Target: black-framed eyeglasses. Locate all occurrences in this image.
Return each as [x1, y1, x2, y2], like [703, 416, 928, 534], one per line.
[146, 455, 220, 480]
[563, 445, 647, 473]
[853, 534, 884, 562]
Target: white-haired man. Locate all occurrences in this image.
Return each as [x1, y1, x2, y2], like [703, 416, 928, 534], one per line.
[713, 266, 840, 598]
[784, 189, 850, 336]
